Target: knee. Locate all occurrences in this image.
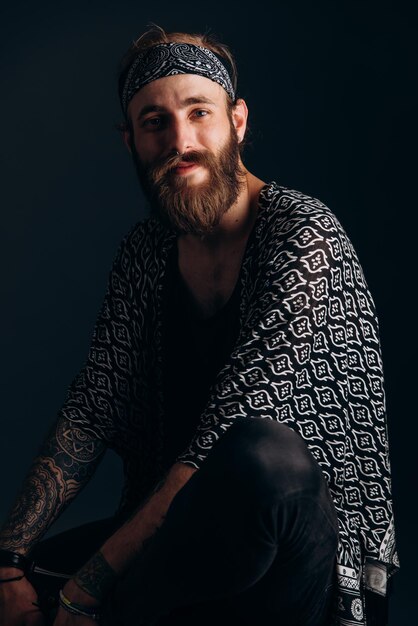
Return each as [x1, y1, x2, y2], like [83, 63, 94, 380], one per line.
[218, 418, 323, 501]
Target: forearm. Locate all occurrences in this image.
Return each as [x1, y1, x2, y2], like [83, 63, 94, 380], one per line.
[72, 461, 197, 602]
[0, 417, 105, 556]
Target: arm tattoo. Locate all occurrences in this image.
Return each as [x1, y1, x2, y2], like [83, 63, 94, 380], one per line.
[0, 417, 105, 554]
[54, 417, 104, 464]
[74, 551, 117, 602]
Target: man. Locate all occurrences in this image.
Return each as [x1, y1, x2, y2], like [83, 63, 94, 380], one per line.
[0, 26, 399, 626]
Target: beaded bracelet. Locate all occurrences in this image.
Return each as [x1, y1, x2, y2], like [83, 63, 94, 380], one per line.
[59, 589, 101, 621]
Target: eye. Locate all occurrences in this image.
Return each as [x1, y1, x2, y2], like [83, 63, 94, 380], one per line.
[142, 116, 163, 129]
[193, 109, 209, 118]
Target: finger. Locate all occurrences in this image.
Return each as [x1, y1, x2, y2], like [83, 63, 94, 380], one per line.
[24, 616, 45, 626]
[23, 608, 46, 626]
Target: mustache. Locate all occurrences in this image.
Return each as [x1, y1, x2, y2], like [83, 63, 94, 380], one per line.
[147, 150, 215, 181]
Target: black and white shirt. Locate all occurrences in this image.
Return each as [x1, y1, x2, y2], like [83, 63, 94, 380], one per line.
[59, 182, 399, 625]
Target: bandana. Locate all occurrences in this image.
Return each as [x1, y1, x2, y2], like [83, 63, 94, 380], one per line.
[120, 42, 236, 117]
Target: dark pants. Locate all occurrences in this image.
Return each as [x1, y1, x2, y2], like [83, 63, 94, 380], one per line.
[29, 418, 339, 625]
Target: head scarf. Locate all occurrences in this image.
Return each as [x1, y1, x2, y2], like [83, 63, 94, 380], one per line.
[120, 42, 236, 117]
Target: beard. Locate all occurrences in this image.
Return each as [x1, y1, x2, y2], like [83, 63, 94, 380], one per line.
[131, 125, 246, 237]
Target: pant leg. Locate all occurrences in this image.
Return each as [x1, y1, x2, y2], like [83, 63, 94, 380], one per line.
[110, 417, 339, 626]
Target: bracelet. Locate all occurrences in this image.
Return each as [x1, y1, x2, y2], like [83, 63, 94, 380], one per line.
[0, 574, 25, 583]
[0, 549, 30, 572]
[59, 589, 101, 621]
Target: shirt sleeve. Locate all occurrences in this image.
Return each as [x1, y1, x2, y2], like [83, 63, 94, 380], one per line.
[57, 231, 140, 446]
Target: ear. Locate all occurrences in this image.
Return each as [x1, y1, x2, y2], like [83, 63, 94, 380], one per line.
[122, 127, 133, 155]
[231, 98, 248, 144]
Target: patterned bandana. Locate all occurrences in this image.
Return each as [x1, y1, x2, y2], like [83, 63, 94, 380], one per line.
[120, 42, 236, 117]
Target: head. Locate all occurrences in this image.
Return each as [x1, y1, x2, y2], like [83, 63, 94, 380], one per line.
[117, 25, 249, 236]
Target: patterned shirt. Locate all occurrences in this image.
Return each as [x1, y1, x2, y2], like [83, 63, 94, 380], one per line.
[59, 182, 399, 625]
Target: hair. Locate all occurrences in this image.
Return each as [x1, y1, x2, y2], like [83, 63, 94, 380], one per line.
[116, 23, 249, 152]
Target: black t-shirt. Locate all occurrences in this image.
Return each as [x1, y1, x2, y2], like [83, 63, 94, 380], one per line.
[161, 242, 241, 470]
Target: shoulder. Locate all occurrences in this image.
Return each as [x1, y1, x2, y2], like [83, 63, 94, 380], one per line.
[257, 182, 357, 265]
[119, 216, 171, 251]
[257, 182, 370, 293]
[113, 216, 175, 270]
[260, 182, 346, 240]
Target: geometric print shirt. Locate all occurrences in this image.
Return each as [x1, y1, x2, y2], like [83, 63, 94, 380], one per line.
[58, 182, 399, 625]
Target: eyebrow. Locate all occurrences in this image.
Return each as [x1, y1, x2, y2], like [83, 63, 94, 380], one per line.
[136, 95, 218, 119]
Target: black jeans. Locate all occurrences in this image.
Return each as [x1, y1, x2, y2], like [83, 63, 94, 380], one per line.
[29, 418, 339, 625]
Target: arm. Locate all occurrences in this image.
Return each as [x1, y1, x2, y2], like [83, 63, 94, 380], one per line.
[0, 417, 105, 626]
[0, 227, 143, 556]
[1, 229, 141, 623]
[55, 462, 197, 615]
[0, 417, 105, 556]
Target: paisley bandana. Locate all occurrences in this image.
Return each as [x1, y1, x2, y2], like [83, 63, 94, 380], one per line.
[120, 42, 236, 117]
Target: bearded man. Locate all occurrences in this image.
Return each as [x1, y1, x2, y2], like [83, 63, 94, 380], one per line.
[0, 26, 399, 626]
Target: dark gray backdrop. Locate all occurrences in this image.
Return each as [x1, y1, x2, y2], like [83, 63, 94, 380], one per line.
[1, 1, 415, 623]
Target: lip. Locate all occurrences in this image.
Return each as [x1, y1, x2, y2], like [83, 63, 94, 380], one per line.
[172, 162, 200, 175]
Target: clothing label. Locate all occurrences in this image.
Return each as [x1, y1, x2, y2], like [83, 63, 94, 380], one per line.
[365, 560, 387, 596]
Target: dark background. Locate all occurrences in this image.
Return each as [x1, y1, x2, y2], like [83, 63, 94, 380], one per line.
[1, 1, 415, 623]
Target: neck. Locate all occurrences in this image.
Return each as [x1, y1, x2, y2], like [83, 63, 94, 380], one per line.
[178, 169, 266, 254]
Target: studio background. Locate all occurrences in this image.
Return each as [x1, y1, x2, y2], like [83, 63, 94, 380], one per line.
[1, 1, 415, 623]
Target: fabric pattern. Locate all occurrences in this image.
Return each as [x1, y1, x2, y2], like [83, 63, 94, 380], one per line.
[58, 182, 399, 625]
[120, 42, 235, 116]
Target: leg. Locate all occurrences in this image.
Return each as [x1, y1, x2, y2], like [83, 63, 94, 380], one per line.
[110, 418, 339, 626]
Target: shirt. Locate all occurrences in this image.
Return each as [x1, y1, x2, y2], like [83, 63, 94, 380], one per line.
[58, 181, 399, 625]
[161, 239, 241, 471]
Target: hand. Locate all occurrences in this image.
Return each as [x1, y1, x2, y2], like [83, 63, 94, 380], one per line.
[52, 579, 100, 626]
[0, 568, 45, 626]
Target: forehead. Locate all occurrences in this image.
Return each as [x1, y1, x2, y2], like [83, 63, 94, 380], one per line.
[127, 73, 228, 118]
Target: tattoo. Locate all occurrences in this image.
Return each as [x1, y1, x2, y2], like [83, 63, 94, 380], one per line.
[74, 551, 117, 602]
[0, 458, 66, 552]
[56, 418, 103, 463]
[0, 417, 105, 553]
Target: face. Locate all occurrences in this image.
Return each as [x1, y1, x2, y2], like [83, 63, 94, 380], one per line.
[124, 74, 248, 236]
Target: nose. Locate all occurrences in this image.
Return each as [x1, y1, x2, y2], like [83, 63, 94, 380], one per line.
[164, 117, 195, 156]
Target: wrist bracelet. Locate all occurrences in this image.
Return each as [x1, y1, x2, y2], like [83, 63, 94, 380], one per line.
[59, 589, 101, 621]
[0, 549, 30, 572]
